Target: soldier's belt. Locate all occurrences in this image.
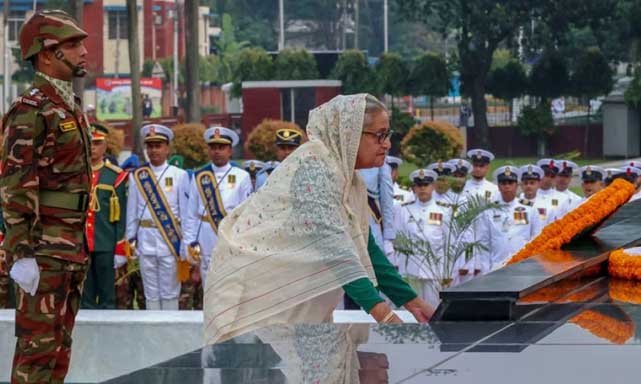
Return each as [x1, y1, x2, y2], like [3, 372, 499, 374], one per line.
[139, 219, 157, 228]
[200, 215, 210, 222]
[40, 190, 90, 211]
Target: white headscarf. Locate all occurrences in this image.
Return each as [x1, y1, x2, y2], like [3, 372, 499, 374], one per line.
[204, 94, 376, 343]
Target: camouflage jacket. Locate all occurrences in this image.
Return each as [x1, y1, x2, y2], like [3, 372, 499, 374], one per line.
[0, 73, 92, 264]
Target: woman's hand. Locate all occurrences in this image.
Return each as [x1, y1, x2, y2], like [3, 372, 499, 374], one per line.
[403, 297, 435, 323]
[370, 302, 403, 324]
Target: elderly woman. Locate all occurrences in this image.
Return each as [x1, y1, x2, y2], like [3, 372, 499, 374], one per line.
[204, 94, 434, 344]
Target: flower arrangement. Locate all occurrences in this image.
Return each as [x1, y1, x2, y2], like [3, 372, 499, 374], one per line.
[569, 307, 635, 345]
[608, 248, 641, 281]
[507, 179, 635, 265]
[609, 279, 641, 304]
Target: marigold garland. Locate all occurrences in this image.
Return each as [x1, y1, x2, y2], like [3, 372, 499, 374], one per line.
[608, 248, 641, 281]
[569, 309, 635, 345]
[507, 179, 635, 265]
[609, 279, 641, 304]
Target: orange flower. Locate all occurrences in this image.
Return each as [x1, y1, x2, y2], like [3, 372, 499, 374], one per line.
[569, 308, 635, 345]
[519, 277, 601, 304]
[609, 249, 641, 281]
[507, 179, 636, 265]
[609, 279, 641, 304]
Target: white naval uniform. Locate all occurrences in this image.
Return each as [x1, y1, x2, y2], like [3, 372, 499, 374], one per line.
[463, 178, 499, 202]
[557, 188, 582, 211]
[393, 183, 414, 205]
[526, 188, 570, 225]
[394, 198, 451, 307]
[475, 198, 543, 271]
[182, 163, 252, 283]
[126, 162, 190, 309]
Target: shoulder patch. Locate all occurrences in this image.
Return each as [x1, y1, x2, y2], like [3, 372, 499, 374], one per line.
[519, 198, 533, 206]
[104, 160, 123, 174]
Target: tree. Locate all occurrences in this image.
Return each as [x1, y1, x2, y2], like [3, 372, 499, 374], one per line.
[70, 0, 84, 96]
[625, 66, 641, 109]
[375, 52, 409, 100]
[330, 49, 373, 94]
[126, 0, 143, 156]
[571, 48, 613, 156]
[389, 106, 416, 157]
[397, 1, 539, 147]
[487, 60, 528, 121]
[273, 49, 320, 80]
[517, 101, 555, 157]
[213, 13, 249, 84]
[409, 52, 449, 120]
[184, 0, 201, 123]
[529, 50, 570, 102]
[231, 48, 274, 97]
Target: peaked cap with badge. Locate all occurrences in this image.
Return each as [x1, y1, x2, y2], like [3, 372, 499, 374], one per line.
[141, 124, 173, 143]
[537, 159, 560, 174]
[243, 160, 266, 177]
[275, 128, 303, 147]
[467, 148, 495, 165]
[556, 160, 579, 177]
[410, 169, 438, 185]
[518, 164, 544, 181]
[205, 126, 239, 147]
[427, 161, 455, 177]
[448, 159, 472, 176]
[579, 165, 605, 182]
[493, 166, 519, 183]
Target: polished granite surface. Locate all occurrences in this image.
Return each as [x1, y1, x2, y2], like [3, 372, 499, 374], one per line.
[104, 284, 641, 384]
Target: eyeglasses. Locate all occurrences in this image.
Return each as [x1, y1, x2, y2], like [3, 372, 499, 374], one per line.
[362, 129, 393, 144]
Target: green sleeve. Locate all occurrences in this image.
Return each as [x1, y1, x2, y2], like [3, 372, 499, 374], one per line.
[343, 277, 385, 313]
[368, 231, 417, 307]
[115, 177, 127, 242]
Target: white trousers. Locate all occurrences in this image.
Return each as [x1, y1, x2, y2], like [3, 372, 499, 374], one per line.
[200, 253, 212, 287]
[140, 253, 181, 302]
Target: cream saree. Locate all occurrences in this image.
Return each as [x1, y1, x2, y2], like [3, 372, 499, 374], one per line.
[203, 94, 377, 344]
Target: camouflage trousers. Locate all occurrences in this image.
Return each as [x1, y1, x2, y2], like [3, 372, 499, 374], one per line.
[115, 266, 146, 310]
[0, 272, 10, 309]
[12, 256, 87, 384]
[1, 250, 11, 308]
[179, 265, 202, 310]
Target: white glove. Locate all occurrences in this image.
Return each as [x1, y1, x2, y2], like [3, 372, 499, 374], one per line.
[9, 258, 40, 296]
[383, 240, 394, 256]
[114, 255, 128, 269]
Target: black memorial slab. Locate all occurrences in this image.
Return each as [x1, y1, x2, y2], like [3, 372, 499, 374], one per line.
[102, 299, 641, 384]
[434, 198, 641, 322]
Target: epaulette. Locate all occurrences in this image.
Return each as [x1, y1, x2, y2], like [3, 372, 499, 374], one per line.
[104, 159, 123, 174]
[401, 200, 414, 206]
[519, 198, 533, 206]
[436, 200, 451, 208]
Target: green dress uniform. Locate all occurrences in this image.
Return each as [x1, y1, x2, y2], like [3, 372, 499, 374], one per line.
[81, 154, 129, 309]
[0, 11, 92, 383]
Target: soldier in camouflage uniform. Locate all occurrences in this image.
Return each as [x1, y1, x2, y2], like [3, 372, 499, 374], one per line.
[81, 123, 129, 309]
[0, 11, 92, 383]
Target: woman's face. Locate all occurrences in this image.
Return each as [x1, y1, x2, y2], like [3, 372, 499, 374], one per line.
[354, 110, 390, 170]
